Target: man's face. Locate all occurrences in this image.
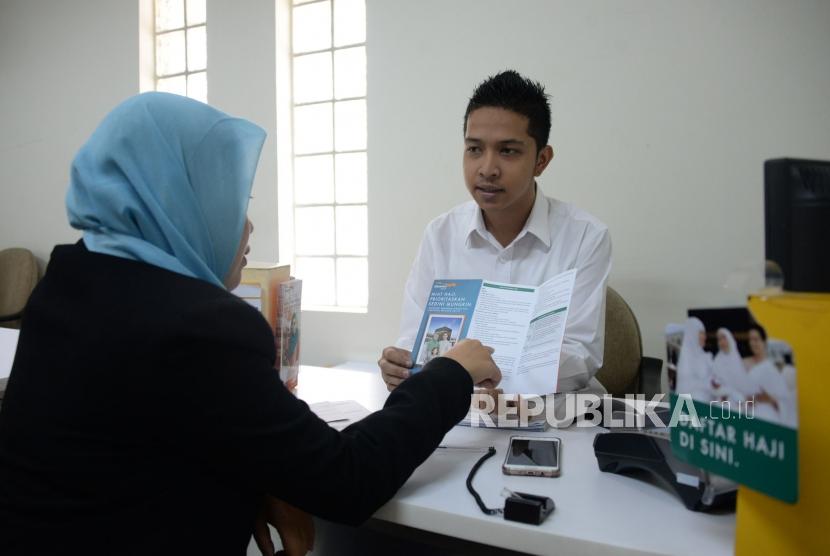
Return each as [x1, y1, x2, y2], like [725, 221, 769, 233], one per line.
[463, 107, 552, 218]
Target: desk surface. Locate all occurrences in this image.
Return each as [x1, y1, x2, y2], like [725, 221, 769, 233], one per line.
[296, 364, 735, 556]
[0, 327, 20, 381]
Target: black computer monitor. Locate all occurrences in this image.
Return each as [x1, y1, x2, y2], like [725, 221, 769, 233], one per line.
[765, 158, 830, 293]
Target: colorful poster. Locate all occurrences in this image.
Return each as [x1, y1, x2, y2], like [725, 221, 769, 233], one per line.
[667, 307, 798, 502]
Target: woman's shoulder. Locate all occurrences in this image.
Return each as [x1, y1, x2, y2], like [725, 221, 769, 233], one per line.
[39, 242, 275, 352]
[175, 287, 275, 348]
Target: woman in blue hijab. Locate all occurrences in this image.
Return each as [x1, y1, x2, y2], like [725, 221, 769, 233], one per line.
[0, 93, 500, 556]
[66, 92, 261, 290]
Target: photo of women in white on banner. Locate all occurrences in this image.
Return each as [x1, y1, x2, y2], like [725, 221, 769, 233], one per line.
[666, 311, 798, 428]
[416, 314, 465, 365]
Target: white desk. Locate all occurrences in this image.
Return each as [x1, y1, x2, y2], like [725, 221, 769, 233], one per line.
[0, 328, 21, 402]
[296, 364, 735, 556]
[0, 327, 19, 380]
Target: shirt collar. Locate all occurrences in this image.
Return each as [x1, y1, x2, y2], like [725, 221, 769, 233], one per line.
[465, 204, 489, 247]
[523, 188, 552, 248]
[464, 186, 551, 249]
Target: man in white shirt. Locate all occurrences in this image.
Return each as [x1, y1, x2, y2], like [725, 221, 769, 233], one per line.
[378, 70, 612, 395]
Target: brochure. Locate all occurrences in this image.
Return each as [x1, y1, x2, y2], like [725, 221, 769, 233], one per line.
[278, 279, 302, 391]
[232, 263, 295, 389]
[411, 269, 577, 394]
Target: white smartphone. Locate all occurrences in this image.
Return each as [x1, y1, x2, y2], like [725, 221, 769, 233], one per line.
[502, 435, 562, 477]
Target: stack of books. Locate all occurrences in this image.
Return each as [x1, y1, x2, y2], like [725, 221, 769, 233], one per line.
[232, 263, 302, 391]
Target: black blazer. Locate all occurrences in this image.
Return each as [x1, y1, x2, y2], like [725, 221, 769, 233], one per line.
[0, 242, 472, 555]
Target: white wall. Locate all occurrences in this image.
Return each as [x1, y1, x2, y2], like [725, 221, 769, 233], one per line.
[304, 0, 830, 367]
[0, 0, 140, 263]
[0, 0, 280, 263]
[2, 0, 830, 372]
[208, 0, 280, 263]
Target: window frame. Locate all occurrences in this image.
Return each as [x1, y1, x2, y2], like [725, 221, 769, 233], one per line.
[281, 0, 369, 313]
[153, 0, 208, 102]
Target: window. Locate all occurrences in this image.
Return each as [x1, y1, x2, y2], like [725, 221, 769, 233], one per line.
[286, 0, 368, 311]
[153, 0, 208, 102]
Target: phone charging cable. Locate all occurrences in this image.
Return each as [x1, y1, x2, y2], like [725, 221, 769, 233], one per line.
[465, 446, 556, 525]
[466, 446, 503, 515]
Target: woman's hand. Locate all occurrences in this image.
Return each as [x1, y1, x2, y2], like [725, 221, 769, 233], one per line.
[443, 339, 501, 390]
[253, 496, 314, 556]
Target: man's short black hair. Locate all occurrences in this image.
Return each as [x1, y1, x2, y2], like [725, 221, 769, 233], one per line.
[463, 70, 551, 152]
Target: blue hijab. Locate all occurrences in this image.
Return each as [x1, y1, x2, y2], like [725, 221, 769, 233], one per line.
[66, 92, 266, 288]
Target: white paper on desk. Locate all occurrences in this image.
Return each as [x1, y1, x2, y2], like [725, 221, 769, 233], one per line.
[456, 411, 548, 431]
[466, 269, 577, 394]
[0, 327, 20, 381]
[309, 400, 371, 431]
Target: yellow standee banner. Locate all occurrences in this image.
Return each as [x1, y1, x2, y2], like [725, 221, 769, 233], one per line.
[737, 293, 830, 554]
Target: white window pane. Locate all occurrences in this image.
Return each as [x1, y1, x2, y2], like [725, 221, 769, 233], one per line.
[293, 0, 317, 4]
[156, 0, 184, 32]
[333, 0, 365, 47]
[335, 152, 366, 203]
[336, 205, 367, 256]
[156, 30, 186, 76]
[187, 71, 207, 103]
[294, 103, 332, 154]
[156, 75, 187, 96]
[336, 257, 368, 307]
[296, 257, 336, 307]
[334, 46, 365, 99]
[295, 206, 334, 255]
[294, 155, 334, 205]
[292, 1, 331, 54]
[186, 0, 206, 25]
[187, 26, 207, 72]
[293, 52, 332, 104]
[334, 100, 366, 151]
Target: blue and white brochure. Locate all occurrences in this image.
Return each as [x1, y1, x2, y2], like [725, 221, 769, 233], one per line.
[411, 269, 577, 394]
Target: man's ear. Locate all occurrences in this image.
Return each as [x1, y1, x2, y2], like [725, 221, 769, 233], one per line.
[534, 145, 554, 177]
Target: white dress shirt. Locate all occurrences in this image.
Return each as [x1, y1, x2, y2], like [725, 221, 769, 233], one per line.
[396, 191, 612, 394]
